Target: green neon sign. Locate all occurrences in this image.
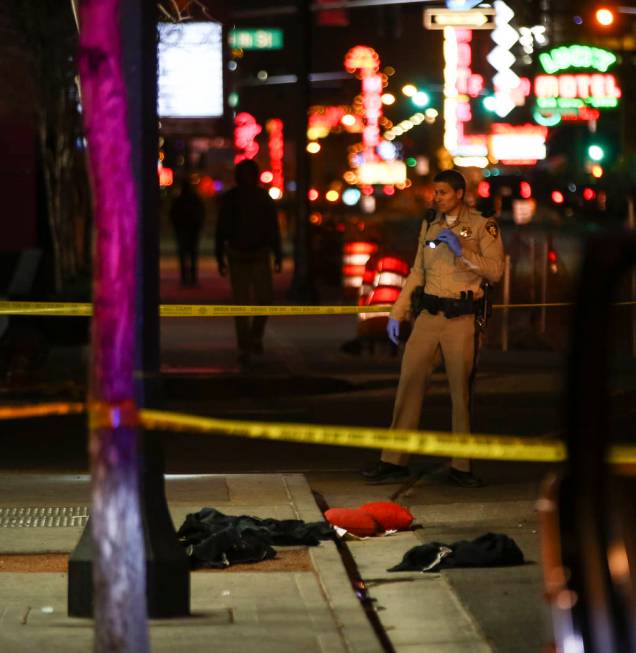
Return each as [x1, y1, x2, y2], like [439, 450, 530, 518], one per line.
[537, 96, 618, 110]
[533, 109, 561, 127]
[228, 29, 284, 50]
[539, 45, 617, 74]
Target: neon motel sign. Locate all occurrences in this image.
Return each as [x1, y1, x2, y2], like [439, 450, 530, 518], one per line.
[534, 45, 622, 122]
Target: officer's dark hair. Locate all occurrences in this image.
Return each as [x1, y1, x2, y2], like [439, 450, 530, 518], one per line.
[433, 169, 466, 194]
[235, 159, 260, 186]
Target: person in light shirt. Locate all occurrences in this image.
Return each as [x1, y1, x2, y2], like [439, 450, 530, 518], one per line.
[363, 169, 504, 487]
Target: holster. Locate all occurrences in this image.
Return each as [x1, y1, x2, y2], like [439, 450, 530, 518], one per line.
[475, 282, 492, 329]
[411, 287, 485, 320]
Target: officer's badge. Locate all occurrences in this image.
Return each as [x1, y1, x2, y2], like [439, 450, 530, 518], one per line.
[459, 225, 472, 239]
[485, 221, 499, 238]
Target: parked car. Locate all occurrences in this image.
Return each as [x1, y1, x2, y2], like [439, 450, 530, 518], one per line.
[475, 173, 535, 224]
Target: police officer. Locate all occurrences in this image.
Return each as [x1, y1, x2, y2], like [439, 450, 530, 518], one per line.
[363, 169, 504, 486]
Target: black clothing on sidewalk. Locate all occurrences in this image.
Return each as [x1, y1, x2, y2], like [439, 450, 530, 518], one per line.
[388, 532, 524, 572]
[177, 507, 333, 569]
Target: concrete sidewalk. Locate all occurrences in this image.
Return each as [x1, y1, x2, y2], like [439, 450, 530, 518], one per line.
[0, 473, 382, 653]
[0, 468, 556, 653]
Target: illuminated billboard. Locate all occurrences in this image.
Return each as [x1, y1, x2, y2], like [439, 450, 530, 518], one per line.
[158, 22, 223, 118]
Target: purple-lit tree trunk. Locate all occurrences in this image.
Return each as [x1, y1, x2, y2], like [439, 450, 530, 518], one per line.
[78, 1, 149, 651]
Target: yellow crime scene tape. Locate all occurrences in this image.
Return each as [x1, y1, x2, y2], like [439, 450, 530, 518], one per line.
[139, 409, 567, 462]
[1, 401, 636, 464]
[0, 300, 635, 317]
[0, 301, 390, 317]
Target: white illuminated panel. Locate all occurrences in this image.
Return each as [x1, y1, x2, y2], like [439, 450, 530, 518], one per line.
[490, 132, 546, 161]
[453, 156, 489, 168]
[357, 161, 407, 185]
[158, 22, 223, 118]
[489, 124, 547, 164]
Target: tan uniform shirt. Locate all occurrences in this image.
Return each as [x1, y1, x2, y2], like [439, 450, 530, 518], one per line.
[390, 206, 504, 321]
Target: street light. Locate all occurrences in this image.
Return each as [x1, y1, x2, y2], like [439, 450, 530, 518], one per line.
[595, 7, 616, 26]
[411, 91, 430, 108]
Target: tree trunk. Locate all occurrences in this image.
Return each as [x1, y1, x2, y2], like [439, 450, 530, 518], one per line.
[77, 1, 149, 651]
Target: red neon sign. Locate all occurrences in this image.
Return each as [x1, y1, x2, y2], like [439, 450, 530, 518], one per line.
[266, 118, 284, 195]
[534, 74, 621, 103]
[456, 32, 484, 99]
[344, 45, 383, 162]
[445, 29, 487, 156]
[234, 112, 262, 164]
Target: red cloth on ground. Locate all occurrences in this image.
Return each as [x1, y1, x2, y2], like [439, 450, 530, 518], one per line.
[324, 507, 381, 537]
[359, 501, 414, 531]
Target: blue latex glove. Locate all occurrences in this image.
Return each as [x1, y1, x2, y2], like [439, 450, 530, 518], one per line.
[387, 318, 400, 345]
[437, 229, 462, 257]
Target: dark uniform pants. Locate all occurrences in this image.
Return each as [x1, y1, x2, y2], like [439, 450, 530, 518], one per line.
[227, 249, 274, 353]
[382, 311, 477, 466]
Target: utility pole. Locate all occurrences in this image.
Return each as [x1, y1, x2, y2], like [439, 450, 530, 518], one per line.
[68, 0, 189, 623]
[69, 0, 149, 650]
[289, 0, 318, 302]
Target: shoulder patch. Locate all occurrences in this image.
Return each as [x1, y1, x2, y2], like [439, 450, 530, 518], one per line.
[485, 220, 499, 239]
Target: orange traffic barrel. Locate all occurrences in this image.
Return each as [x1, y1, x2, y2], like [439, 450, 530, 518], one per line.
[358, 254, 410, 337]
[342, 241, 379, 291]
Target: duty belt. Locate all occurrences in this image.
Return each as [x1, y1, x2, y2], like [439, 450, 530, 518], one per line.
[411, 287, 484, 319]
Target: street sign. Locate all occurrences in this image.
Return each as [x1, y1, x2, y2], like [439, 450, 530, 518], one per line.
[424, 8, 496, 30]
[446, 0, 483, 9]
[228, 28, 284, 50]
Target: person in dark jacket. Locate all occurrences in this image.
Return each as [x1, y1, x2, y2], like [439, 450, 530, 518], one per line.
[215, 159, 282, 363]
[170, 178, 206, 286]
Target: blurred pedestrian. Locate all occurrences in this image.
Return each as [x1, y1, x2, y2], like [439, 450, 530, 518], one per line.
[363, 169, 504, 487]
[215, 159, 282, 364]
[170, 178, 206, 286]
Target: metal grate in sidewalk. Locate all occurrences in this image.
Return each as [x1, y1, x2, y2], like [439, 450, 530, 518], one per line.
[0, 506, 89, 528]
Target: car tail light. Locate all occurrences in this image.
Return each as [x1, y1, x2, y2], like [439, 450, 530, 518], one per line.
[520, 181, 532, 199]
[477, 181, 490, 198]
[582, 187, 596, 202]
[551, 190, 564, 205]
